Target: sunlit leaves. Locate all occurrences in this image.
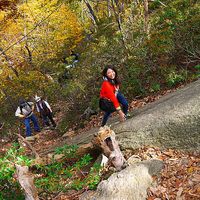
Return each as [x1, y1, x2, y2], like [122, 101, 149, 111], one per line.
[0, 0, 84, 106]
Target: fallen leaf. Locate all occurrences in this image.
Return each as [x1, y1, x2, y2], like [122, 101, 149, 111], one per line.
[191, 174, 200, 182]
[187, 167, 194, 173]
[176, 187, 183, 200]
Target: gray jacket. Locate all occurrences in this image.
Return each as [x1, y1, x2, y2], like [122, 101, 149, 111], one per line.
[15, 102, 34, 118]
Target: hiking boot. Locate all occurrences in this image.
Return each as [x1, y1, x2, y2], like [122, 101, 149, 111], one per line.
[125, 113, 131, 119]
[44, 126, 50, 130]
[26, 136, 36, 141]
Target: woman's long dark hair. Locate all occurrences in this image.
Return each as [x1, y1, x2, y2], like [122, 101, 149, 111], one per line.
[102, 65, 121, 85]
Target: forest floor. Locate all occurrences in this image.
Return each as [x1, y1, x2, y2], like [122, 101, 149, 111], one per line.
[0, 82, 199, 200]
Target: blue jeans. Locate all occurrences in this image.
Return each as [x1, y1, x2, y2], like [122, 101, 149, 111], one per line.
[24, 114, 40, 137]
[101, 92, 128, 126]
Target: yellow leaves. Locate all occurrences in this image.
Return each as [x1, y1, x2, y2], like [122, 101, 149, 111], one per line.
[5, 19, 23, 35]
[16, 0, 84, 61]
[0, 0, 84, 102]
[187, 166, 200, 174]
[0, 64, 50, 100]
[187, 166, 194, 173]
[0, 11, 6, 21]
[49, 4, 83, 36]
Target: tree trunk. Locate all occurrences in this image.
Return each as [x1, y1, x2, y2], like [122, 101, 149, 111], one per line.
[111, 0, 128, 54]
[107, 0, 111, 17]
[24, 44, 34, 67]
[83, 0, 98, 25]
[15, 164, 39, 200]
[143, 0, 150, 37]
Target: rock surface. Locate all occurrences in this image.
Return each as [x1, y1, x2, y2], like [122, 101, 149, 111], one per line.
[41, 79, 200, 155]
[114, 79, 200, 152]
[80, 158, 163, 200]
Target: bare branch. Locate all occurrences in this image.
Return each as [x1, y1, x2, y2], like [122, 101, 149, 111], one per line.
[15, 128, 40, 159]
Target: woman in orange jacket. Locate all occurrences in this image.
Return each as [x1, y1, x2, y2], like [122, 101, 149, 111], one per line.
[99, 66, 128, 126]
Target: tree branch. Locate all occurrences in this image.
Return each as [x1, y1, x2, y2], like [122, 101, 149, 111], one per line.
[15, 128, 40, 159]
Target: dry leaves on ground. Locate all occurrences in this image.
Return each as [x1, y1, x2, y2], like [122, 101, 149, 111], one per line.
[133, 146, 200, 200]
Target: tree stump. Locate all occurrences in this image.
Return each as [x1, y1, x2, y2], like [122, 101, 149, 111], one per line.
[92, 126, 127, 171]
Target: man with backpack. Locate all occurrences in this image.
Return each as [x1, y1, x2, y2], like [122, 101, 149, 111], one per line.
[15, 99, 40, 138]
[35, 96, 56, 128]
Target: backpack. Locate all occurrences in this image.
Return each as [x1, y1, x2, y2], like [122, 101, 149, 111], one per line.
[99, 98, 116, 113]
[20, 102, 32, 114]
[36, 100, 51, 115]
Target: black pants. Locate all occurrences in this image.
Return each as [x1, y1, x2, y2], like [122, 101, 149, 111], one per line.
[42, 112, 56, 127]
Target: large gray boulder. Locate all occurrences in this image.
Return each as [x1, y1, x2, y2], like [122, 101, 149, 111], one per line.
[113, 79, 200, 152]
[81, 158, 163, 200]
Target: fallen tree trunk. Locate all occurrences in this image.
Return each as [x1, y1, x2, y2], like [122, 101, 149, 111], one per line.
[15, 164, 39, 200]
[16, 130, 40, 159]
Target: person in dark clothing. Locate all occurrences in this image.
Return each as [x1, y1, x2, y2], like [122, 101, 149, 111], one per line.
[0, 122, 4, 130]
[35, 96, 56, 128]
[70, 51, 79, 67]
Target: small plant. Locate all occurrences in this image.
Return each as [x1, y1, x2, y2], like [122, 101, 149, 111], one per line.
[0, 144, 102, 199]
[166, 71, 185, 87]
[84, 163, 101, 190]
[35, 146, 101, 196]
[54, 144, 78, 158]
[74, 154, 93, 169]
[194, 65, 200, 77]
[149, 82, 161, 93]
[0, 143, 33, 200]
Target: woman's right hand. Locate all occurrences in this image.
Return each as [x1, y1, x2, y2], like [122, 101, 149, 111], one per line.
[118, 110, 126, 122]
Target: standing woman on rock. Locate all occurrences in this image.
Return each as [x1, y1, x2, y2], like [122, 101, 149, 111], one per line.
[99, 65, 129, 126]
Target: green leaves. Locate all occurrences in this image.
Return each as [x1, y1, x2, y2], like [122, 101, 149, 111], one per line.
[34, 145, 101, 194]
[74, 154, 93, 169]
[150, 83, 161, 93]
[0, 143, 32, 181]
[0, 143, 33, 199]
[166, 70, 186, 87]
[54, 144, 78, 158]
[194, 65, 200, 78]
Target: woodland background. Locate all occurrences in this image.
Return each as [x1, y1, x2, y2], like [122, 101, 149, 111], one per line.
[0, 0, 199, 133]
[0, 0, 200, 199]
